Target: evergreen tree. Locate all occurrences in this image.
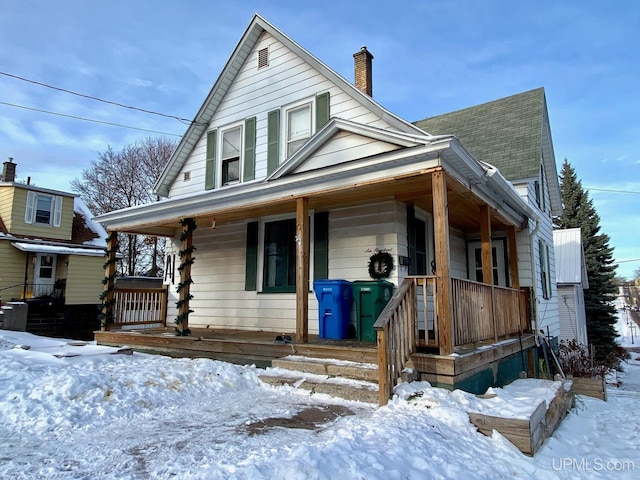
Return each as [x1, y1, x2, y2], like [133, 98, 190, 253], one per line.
[554, 159, 619, 362]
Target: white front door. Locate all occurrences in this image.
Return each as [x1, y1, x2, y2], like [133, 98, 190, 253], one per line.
[467, 240, 507, 286]
[34, 253, 56, 297]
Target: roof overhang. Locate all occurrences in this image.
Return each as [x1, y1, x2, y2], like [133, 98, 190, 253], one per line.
[96, 136, 535, 236]
[11, 241, 105, 257]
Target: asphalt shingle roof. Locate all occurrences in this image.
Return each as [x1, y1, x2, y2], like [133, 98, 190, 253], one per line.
[414, 88, 545, 181]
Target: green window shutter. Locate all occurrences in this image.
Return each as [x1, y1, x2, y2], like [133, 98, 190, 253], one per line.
[243, 117, 256, 182]
[267, 109, 280, 175]
[245, 221, 259, 291]
[315, 92, 330, 132]
[406, 205, 417, 275]
[313, 211, 329, 280]
[205, 129, 217, 190]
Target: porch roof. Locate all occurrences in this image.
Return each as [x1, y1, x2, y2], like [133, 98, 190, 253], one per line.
[95, 134, 535, 237]
[11, 241, 105, 257]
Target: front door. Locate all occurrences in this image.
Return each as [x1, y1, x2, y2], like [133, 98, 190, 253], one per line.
[34, 253, 56, 297]
[467, 240, 507, 286]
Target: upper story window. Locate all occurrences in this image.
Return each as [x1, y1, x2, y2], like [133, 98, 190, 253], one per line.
[286, 103, 312, 157]
[535, 163, 547, 212]
[205, 117, 256, 191]
[221, 125, 242, 186]
[25, 191, 62, 227]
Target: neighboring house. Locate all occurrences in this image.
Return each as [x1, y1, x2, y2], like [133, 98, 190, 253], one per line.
[553, 228, 589, 345]
[0, 159, 107, 337]
[95, 14, 561, 397]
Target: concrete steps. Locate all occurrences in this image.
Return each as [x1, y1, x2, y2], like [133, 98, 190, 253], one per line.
[260, 355, 379, 403]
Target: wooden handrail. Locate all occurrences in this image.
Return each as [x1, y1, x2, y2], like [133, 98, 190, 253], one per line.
[374, 278, 416, 405]
[374, 276, 526, 405]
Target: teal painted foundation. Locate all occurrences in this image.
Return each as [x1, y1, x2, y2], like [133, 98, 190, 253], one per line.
[428, 347, 540, 394]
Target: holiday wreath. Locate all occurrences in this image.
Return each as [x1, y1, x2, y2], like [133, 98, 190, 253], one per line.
[368, 251, 394, 279]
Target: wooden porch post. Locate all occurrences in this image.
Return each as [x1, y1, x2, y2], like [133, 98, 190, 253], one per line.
[176, 218, 196, 336]
[295, 197, 309, 343]
[508, 226, 520, 289]
[101, 231, 118, 331]
[480, 205, 493, 285]
[432, 170, 454, 356]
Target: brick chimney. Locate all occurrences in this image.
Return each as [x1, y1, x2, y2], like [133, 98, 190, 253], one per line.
[2, 158, 16, 182]
[353, 46, 373, 96]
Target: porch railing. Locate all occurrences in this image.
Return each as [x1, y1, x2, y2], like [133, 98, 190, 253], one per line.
[374, 276, 528, 405]
[111, 286, 168, 328]
[373, 278, 417, 406]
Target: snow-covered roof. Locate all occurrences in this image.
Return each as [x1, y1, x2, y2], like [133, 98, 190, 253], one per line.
[73, 197, 108, 247]
[10, 242, 105, 257]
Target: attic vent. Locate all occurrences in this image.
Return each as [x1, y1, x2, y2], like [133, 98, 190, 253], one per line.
[258, 47, 269, 69]
[183, 171, 191, 182]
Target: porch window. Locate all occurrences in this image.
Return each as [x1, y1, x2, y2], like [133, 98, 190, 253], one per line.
[245, 212, 328, 293]
[25, 191, 62, 227]
[263, 218, 297, 292]
[221, 126, 242, 186]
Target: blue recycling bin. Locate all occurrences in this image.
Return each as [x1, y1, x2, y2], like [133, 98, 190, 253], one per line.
[313, 279, 353, 339]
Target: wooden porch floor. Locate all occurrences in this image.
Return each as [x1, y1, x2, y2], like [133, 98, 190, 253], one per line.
[94, 327, 379, 367]
[95, 327, 536, 385]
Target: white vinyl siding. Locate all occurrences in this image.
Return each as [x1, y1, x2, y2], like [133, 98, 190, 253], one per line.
[169, 31, 395, 198]
[184, 222, 309, 332]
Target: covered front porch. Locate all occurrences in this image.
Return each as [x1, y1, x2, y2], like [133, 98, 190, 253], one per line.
[96, 138, 537, 405]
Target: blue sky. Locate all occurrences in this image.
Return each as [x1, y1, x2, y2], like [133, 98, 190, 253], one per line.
[1, 1, 639, 278]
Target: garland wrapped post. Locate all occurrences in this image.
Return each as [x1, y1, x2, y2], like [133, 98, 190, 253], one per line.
[98, 231, 119, 330]
[175, 218, 196, 336]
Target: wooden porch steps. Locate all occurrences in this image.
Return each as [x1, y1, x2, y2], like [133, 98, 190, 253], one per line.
[260, 356, 379, 403]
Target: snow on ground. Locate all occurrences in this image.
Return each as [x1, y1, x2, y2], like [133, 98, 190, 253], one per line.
[1, 305, 639, 479]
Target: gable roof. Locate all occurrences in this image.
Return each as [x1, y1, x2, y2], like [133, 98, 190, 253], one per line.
[0, 196, 107, 253]
[153, 13, 425, 197]
[414, 88, 561, 214]
[267, 117, 444, 180]
[553, 228, 589, 288]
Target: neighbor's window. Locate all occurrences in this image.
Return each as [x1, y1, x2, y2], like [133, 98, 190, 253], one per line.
[25, 191, 62, 227]
[263, 218, 296, 292]
[221, 126, 242, 186]
[286, 103, 311, 157]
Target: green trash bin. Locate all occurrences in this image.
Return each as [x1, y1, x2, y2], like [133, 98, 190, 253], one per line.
[352, 280, 393, 342]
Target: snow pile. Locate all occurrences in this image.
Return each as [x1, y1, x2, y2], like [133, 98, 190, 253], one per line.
[0, 326, 638, 478]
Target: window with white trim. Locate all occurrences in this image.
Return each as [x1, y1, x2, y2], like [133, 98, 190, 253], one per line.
[539, 239, 552, 299]
[221, 125, 242, 186]
[25, 191, 62, 227]
[286, 103, 312, 157]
